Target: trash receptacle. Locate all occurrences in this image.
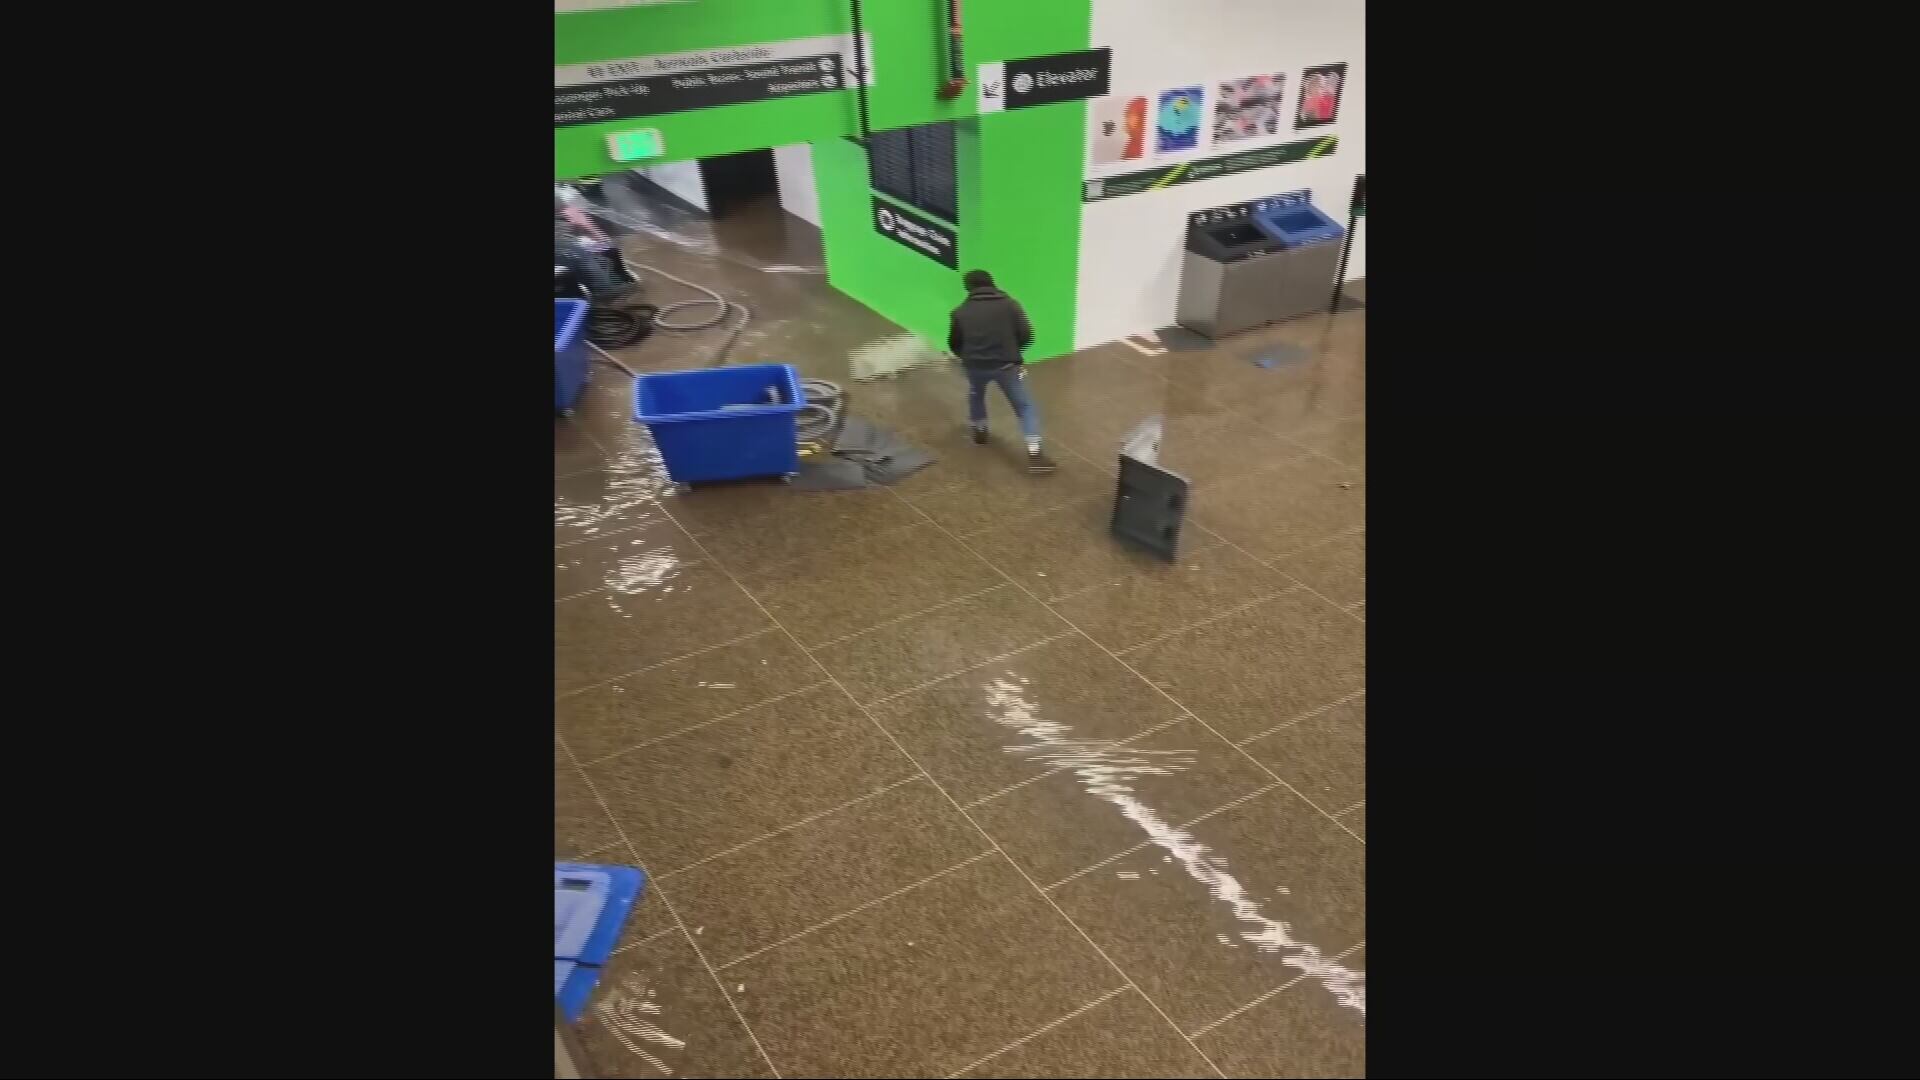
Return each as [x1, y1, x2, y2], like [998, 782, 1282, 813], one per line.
[555, 298, 590, 416]
[1253, 200, 1346, 322]
[1174, 216, 1288, 339]
[634, 363, 804, 484]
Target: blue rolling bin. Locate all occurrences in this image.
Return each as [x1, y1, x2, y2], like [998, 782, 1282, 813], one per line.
[634, 364, 804, 484]
[555, 298, 590, 416]
[554, 861, 648, 1023]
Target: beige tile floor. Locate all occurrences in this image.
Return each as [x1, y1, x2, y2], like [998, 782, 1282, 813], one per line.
[556, 190, 1364, 1078]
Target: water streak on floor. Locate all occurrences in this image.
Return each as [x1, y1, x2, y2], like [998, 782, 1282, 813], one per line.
[986, 675, 1364, 1015]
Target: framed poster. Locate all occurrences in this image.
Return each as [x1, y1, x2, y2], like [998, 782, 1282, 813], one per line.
[1213, 73, 1286, 146]
[1090, 94, 1149, 166]
[1155, 86, 1205, 154]
[1295, 63, 1346, 129]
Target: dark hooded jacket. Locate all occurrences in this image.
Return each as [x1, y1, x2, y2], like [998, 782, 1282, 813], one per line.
[948, 287, 1033, 371]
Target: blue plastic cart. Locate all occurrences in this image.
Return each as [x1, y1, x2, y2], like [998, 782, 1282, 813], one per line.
[634, 364, 804, 484]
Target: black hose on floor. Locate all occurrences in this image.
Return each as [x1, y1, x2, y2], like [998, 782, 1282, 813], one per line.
[586, 302, 658, 349]
[796, 378, 848, 445]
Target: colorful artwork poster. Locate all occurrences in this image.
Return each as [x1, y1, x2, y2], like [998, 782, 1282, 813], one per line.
[1213, 73, 1286, 145]
[1295, 63, 1346, 129]
[1090, 94, 1150, 166]
[1155, 86, 1205, 154]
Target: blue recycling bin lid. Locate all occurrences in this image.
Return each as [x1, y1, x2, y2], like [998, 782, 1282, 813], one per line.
[1253, 201, 1344, 247]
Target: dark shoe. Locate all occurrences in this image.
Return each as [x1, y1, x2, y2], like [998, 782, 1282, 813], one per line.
[971, 428, 989, 445]
[1027, 449, 1058, 474]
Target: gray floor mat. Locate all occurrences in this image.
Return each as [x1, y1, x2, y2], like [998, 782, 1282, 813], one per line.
[835, 416, 937, 485]
[787, 416, 938, 490]
[790, 455, 872, 490]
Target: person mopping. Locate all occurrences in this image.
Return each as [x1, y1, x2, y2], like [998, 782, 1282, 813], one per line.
[948, 270, 1056, 474]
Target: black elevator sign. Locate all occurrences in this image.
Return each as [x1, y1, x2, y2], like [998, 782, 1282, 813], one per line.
[1002, 47, 1111, 110]
[872, 197, 957, 268]
[555, 54, 845, 127]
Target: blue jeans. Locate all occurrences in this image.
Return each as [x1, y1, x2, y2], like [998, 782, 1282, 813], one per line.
[966, 364, 1041, 442]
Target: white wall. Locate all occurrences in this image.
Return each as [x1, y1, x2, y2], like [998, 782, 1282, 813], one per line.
[772, 143, 822, 227]
[1076, 0, 1364, 348]
[634, 160, 709, 212]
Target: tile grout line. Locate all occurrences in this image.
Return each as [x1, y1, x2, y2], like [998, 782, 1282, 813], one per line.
[1275, 427, 1363, 472]
[554, 626, 778, 701]
[805, 582, 1013, 651]
[1049, 424, 1342, 502]
[713, 850, 998, 971]
[579, 680, 835, 768]
[1113, 588, 1296, 658]
[1034, 532, 1239, 606]
[1271, 520, 1366, 559]
[555, 518, 663, 550]
[610, 926, 679, 955]
[564, 839, 626, 863]
[945, 985, 1132, 1078]
[1186, 940, 1366, 1039]
[1235, 688, 1369, 748]
[954, 490, 1107, 542]
[863, 631, 1079, 707]
[642, 498, 1230, 1080]
[554, 731, 786, 1079]
[876, 482, 1366, 849]
[960, 713, 1191, 810]
[1042, 781, 1283, 893]
[657, 774, 925, 880]
[555, 461, 609, 481]
[555, 583, 613, 604]
[725, 514, 933, 585]
[1191, 521, 1366, 629]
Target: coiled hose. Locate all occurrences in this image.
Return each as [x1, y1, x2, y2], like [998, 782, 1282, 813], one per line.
[796, 378, 847, 448]
[584, 255, 753, 379]
[586, 302, 657, 350]
[626, 257, 751, 367]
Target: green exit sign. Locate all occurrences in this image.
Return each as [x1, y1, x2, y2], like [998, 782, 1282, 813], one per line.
[605, 129, 664, 163]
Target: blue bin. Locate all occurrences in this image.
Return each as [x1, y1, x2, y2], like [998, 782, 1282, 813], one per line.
[634, 364, 804, 484]
[1252, 201, 1345, 247]
[555, 298, 590, 415]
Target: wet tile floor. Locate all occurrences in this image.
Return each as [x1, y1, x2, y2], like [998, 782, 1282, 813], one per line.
[557, 190, 1364, 1078]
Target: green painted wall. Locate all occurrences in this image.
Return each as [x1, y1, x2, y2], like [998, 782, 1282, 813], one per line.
[956, 105, 1086, 360]
[555, 2, 971, 178]
[556, 0, 1094, 362]
[813, 137, 964, 347]
[948, 1, 1091, 360]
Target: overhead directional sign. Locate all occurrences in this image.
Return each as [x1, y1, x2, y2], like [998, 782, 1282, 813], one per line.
[554, 33, 872, 128]
[977, 47, 1110, 114]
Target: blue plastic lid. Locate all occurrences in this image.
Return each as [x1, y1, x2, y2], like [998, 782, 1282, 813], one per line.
[1253, 201, 1344, 246]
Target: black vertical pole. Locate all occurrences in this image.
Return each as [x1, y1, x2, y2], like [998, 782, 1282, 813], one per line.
[1330, 216, 1357, 312]
[1330, 173, 1364, 313]
[850, 0, 872, 143]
